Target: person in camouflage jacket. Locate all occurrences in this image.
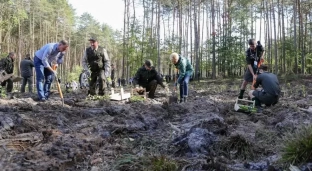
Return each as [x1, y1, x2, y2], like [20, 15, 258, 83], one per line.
[133, 59, 168, 98]
[170, 53, 193, 103]
[0, 52, 16, 93]
[82, 37, 111, 96]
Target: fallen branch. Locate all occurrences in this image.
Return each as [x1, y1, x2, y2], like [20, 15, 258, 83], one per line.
[299, 106, 312, 114]
[168, 122, 181, 133]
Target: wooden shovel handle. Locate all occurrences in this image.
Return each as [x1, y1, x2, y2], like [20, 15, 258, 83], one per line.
[173, 69, 178, 91]
[52, 64, 63, 99]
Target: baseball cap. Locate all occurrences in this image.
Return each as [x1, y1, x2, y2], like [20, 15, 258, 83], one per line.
[88, 37, 97, 42]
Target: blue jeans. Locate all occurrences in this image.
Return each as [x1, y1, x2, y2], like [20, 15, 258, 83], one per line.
[178, 73, 191, 99]
[34, 57, 54, 100]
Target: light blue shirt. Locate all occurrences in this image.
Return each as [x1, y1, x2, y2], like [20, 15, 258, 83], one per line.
[35, 43, 64, 68]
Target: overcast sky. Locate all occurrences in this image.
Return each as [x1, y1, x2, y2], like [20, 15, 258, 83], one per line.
[67, 0, 126, 31]
[67, 0, 266, 48]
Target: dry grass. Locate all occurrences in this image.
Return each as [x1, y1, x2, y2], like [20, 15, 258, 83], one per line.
[280, 125, 312, 165]
[218, 134, 257, 160]
[112, 154, 179, 171]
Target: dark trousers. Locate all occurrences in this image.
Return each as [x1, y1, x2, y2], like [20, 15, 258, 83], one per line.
[112, 80, 115, 88]
[145, 80, 157, 98]
[21, 76, 33, 93]
[1, 79, 13, 93]
[252, 89, 279, 106]
[89, 70, 106, 95]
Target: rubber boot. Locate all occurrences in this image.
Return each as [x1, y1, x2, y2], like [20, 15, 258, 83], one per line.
[180, 98, 183, 103]
[183, 97, 187, 103]
[238, 89, 245, 99]
[98, 89, 106, 96]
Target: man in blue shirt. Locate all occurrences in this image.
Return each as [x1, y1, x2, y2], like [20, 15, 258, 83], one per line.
[34, 40, 68, 101]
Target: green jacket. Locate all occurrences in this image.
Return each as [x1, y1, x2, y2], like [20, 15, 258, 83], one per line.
[82, 46, 111, 77]
[0, 57, 14, 74]
[174, 56, 193, 83]
[133, 65, 166, 88]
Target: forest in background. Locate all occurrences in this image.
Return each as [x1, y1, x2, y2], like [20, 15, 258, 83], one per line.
[0, 0, 311, 82]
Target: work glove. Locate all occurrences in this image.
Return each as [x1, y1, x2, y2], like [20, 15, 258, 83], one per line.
[136, 86, 145, 95]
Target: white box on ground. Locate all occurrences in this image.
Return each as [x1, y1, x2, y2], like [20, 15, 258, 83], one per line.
[110, 88, 131, 101]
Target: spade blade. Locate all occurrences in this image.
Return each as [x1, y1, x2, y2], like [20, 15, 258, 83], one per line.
[168, 90, 178, 104]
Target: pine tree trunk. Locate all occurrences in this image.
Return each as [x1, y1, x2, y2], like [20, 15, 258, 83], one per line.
[157, 0, 161, 73]
[211, 0, 216, 79]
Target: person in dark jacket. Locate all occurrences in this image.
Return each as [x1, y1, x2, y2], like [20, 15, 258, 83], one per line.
[20, 54, 34, 93]
[248, 64, 280, 112]
[133, 59, 168, 98]
[0, 52, 16, 94]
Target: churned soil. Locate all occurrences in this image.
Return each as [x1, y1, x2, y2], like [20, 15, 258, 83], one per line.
[0, 77, 311, 171]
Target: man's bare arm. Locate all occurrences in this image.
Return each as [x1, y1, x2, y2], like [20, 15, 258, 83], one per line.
[248, 64, 254, 76]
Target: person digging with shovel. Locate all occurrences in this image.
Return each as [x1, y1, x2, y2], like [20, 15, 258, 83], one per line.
[170, 53, 193, 103]
[34, 40, 69, 102]
[132, 59, 169, 99]
[238, 39, 265, 99]
[248, 64, 280, 113]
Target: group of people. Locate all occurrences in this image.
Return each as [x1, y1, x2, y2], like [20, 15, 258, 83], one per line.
[238, 39, 280, 112]
[131, 53, 193, 102]
[0, 37, 281, 112]
[0, 52, 36, 95]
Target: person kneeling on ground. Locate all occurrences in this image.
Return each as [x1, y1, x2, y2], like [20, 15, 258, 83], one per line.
[170, 53, 194, 103]
[248, 65, 280, 112]
[132, 59, 168, 98]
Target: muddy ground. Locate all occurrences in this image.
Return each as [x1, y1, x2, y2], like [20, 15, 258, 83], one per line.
[0, 76, 312, 171]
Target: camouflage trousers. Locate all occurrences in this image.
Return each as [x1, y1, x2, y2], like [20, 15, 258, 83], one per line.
[89, 70, 106, 96]
[0, 79, 13, 93]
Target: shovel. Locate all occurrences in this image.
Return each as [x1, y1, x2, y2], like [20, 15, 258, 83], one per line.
[0, 70, 14, 83]
[52, 65, 64, 107]
[12, 76, 23, 82]
[168, 69, 179, 104]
